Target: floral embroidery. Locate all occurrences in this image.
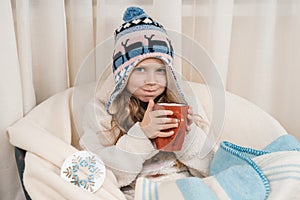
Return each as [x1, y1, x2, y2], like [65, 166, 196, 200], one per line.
[61, 151, 106, 193]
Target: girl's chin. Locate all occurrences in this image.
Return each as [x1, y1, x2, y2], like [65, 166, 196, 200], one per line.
[138, 96, 156, 102]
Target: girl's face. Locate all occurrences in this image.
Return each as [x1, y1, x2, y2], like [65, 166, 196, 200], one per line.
[127, 58, 167, 102]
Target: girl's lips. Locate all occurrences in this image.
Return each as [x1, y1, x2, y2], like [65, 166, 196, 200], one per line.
[144, 89, 155, 92]
[142, 87, 155, 91]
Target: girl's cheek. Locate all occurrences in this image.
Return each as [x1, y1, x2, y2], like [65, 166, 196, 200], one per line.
[156, 77, 167, 86]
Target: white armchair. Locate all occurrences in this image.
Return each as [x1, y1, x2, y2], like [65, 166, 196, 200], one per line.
[7, 81, 287, 199]
[187, 81, 286, 149]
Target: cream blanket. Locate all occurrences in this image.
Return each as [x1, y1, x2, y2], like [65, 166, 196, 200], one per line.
[7, 88, 126, 200]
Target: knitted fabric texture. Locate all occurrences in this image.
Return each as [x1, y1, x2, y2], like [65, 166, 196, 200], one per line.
[106, 6, 185, 114]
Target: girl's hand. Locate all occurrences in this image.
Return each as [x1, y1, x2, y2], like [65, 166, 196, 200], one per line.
[140, 99, 178, 139]
[186, 106, 193, 133]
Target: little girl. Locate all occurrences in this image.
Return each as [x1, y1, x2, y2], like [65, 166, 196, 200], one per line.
[80, 6, 214, 199]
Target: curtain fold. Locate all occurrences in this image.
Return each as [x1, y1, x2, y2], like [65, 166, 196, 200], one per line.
[0, 0, 24, 199]
[13, 0, 36, 115]
[227, 0, 278, 109]
[65, 0, 95, 86]
[208, 0, 233, 85]
[29, 0, 69, 103]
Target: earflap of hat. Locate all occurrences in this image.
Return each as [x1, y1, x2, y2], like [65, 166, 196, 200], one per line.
[165, 64, 187, 104]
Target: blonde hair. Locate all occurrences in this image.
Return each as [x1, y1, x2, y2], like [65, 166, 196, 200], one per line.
[109, 88, 180, 142]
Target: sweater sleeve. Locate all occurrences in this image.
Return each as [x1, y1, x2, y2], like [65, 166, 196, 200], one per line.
[174, 85, 216, 177]
[174, 123, 217, 177]
[79, 99, 158, 187]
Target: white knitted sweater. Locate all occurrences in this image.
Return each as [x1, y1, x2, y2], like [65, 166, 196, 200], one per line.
[80, 80, 216, 188]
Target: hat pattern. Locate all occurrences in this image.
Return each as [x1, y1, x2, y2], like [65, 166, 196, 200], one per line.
[113, 33, 174, 84]
[106, 7, 185, 114]
[112, 17, 174, 84]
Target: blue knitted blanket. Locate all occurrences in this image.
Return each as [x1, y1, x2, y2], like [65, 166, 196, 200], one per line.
[135, 135, 300, 200]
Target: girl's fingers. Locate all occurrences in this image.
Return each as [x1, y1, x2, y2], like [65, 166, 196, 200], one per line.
[151, 110, 173, 117]
[153, 117, 178, 124]
[188, 106, 193, 114]
[186, 125, 191, 132]
[146, 99, 155, 112]
[158, 123, 178, 131]
[156, 130, 174, 138]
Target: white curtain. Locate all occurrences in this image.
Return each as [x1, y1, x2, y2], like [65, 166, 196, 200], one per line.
[1, 0, 299, 199]
[0, 1, 24, 199]
[182, 0, 300, 137]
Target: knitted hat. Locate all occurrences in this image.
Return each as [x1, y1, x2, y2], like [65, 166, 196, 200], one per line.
[106, 6, 186, 113]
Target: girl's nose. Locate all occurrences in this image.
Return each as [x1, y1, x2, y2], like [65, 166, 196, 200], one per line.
[145, 73, 156, 84]
[144, 72, 156, 84]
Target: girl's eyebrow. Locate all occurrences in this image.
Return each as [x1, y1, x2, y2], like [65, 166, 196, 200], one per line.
[137, 64, 166, 68]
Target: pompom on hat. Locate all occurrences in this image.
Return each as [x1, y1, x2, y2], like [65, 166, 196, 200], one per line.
[106, 6, 186, 113]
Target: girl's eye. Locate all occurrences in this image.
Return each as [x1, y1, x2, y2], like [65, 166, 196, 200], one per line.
[157, 68, 166, 73]
[134, 67, 145, 72]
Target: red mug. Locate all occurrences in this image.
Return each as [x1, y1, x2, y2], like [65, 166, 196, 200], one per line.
[153, 103, 189, 152]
